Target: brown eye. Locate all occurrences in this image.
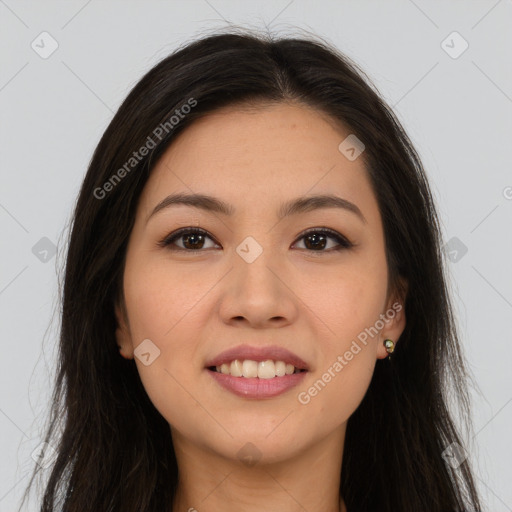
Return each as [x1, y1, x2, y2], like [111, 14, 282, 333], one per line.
[159, 228, 219, 251]
[180, 232, 206, 250]
[303, 232, 328, 250]
[293, 228, 353, 252]
[159, 227, 353, 253]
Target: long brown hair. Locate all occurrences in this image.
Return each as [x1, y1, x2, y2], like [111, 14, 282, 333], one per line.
[19, 29, 481, 512]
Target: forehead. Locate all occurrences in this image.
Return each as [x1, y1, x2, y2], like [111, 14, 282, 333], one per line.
[140, 102, 375, 215]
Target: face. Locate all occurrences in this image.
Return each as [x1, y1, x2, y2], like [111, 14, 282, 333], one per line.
[115, 102, 406, 464]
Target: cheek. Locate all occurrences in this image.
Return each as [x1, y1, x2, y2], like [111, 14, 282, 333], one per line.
[124, 255, 217, 344]
[301, 253, 388, 350]
[296, 337, 377, 433]
[123, 257, 219, 428]
[295, 251, 387, 418]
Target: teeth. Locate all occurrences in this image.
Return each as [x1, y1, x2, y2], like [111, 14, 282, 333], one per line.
[275, 360, 286, 377]
[230, 360, 243, 377]
[214, 359, 303, 378]
[242, 360, 258, 378]
[257, 360, 275, 379]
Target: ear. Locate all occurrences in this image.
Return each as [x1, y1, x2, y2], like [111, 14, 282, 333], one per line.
[115, 299, 134, 359]
[376, 279, 408, 360]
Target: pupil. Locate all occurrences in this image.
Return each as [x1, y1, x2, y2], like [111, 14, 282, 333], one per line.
[306, 233, 326, 250]
[184, 233, 204, 249]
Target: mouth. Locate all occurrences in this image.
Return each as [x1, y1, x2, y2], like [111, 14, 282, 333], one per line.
[204, 345, 309, 399]
[204, 344, 310, 376]
[207, 360, 307, 378]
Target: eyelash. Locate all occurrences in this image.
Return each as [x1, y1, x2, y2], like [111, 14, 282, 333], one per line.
[158, 227, 353, 253]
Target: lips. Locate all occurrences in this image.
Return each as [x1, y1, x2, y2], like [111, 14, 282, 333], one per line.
[204, 345, 310, 399]
[204, 344, 310, 371]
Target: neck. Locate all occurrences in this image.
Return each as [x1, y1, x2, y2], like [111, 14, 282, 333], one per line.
[171, 424, 346, 512]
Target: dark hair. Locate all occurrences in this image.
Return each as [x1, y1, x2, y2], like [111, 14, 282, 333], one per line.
[20, 28, 482, 512]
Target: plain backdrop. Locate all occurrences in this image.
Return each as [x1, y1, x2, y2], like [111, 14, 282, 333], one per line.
[1, 1, 511, 510]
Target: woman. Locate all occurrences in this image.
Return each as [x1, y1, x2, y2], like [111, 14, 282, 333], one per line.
[20, 29, 482, 512]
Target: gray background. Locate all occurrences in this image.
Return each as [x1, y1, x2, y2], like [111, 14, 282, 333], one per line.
[1, 1, 511, 510]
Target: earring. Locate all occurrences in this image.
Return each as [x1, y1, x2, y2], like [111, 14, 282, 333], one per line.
[384, 339, 395, 360]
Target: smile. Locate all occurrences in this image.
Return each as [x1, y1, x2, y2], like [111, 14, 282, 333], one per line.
[210, 359, 306, 379]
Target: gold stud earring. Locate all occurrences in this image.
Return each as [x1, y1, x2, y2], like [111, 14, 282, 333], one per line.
[384, 339, 395, 360]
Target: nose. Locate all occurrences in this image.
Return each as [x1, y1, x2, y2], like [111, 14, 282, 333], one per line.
[218, 245, 299, 329]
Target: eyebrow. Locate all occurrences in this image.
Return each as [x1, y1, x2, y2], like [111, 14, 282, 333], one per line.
[146, 192, 367, 224]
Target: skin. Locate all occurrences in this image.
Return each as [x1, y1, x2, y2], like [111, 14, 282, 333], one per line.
[115, 102, 407, 512]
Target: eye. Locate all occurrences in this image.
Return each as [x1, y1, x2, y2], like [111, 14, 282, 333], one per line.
[158, 228, 219, 251]
[292, 228, 353, 252]
[159, 227, 353, 253]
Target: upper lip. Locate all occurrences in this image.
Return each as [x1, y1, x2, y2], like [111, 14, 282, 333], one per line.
[205, 344, 310, 371]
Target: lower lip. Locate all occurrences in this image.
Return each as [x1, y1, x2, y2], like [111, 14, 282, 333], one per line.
[207, 369, 308, 399]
